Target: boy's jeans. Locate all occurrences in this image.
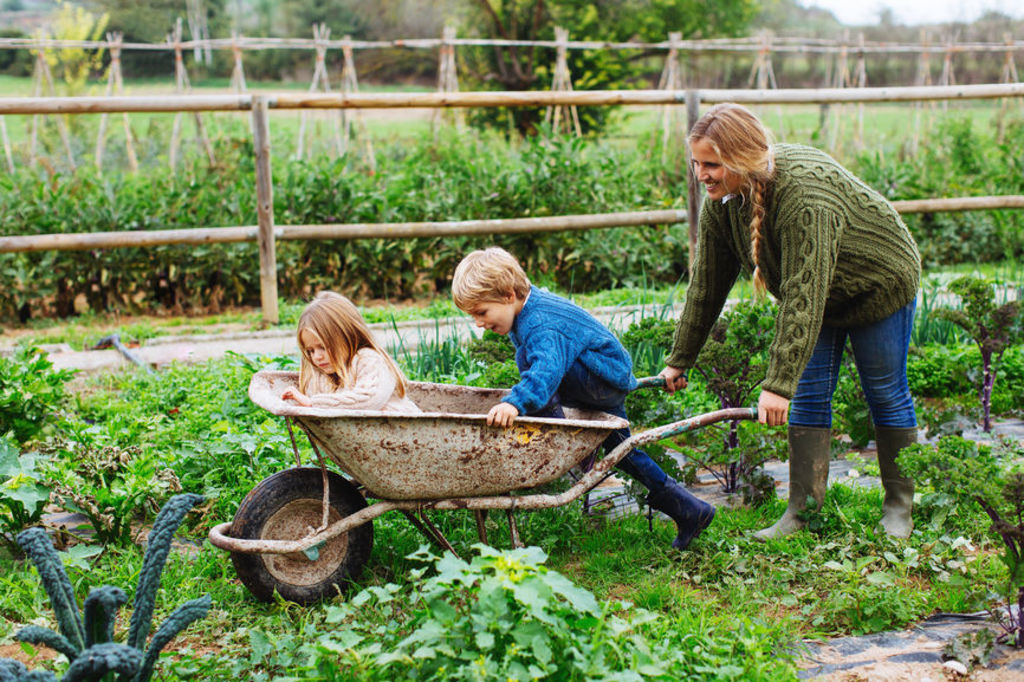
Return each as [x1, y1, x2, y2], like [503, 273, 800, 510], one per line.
[530, 364, 669, 491]
[789, 300, 918, 429]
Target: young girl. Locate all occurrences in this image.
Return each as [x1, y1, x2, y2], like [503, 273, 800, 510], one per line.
[281, 291, 421, 413]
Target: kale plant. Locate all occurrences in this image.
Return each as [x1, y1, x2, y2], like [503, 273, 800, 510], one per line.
[933, 276, 1022, 432]
[0, 494, 211, 680]
[899, 436, 1024, 647]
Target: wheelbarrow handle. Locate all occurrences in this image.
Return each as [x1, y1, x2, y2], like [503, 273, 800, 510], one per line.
[634, 375, 667, 390]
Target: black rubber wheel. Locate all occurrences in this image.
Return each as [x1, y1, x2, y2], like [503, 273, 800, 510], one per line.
[229, 467, 373, 604]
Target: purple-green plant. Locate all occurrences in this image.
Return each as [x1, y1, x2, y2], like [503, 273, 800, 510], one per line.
[2, 494, 211, 681]
[682, 299, 778, 498]
[898, 436, 1024, 647]
[934, 276, 1022, 431]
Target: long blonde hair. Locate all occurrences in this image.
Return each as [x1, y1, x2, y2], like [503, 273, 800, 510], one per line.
[688, 103, 775, 294]
[296, 291, 408, 397]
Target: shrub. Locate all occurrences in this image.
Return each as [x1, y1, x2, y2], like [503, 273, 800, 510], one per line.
[0, 346, 75, 445]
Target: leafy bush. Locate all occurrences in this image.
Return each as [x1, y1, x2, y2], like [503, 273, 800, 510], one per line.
[898, 436, 1024, 647]
[1, 131, 687, 321]
[269, 544, 796, 680]
[0, 346, 74, 445]
[0, 435, 51, 555]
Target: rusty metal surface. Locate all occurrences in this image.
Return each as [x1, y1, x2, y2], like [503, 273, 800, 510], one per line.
[249, 371, 629, 500]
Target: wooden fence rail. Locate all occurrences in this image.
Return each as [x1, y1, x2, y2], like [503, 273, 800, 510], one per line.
[3, 85, 1024, 323]
[3, 83, 1024, 115]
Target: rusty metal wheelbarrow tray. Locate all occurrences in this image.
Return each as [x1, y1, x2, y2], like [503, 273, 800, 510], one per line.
[245, 370, 630, 499]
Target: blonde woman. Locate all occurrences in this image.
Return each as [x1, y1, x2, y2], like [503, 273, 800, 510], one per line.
[281, 291, 420, 413]
[659, 103, 921, 540]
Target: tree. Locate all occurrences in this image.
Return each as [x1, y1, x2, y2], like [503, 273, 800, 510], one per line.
[464, 0, 758, 135]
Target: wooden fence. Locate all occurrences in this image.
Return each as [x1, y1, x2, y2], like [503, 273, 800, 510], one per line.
[3, 83, 1024, 323]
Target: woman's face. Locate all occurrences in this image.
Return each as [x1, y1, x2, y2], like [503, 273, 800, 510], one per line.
[690, 138, 743, 200]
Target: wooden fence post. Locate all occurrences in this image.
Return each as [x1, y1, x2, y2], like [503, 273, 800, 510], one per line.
[252, 95, 278, 325]
[685, 90, 700, 273]
[28, 48, 76, 170]
[168, 18, 215, 169]
[911, 29, 933, 156]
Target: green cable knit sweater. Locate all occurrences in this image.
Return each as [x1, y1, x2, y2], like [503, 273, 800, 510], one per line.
[667, 143, 921, 399]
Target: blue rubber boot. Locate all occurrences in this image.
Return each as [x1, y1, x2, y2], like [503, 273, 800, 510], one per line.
[645, 479, 716, 550]
[616, 446, 716, 551]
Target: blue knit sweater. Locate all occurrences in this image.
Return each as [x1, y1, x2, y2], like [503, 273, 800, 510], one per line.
[504, 286, 638, 414]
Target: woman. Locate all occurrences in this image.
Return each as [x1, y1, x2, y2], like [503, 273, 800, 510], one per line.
[659, 103, 921, 540]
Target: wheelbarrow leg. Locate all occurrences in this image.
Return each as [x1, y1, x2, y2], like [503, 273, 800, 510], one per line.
[473, 510, 488, 544]
[506, 509, 523, 549]
[400, 509, 460, 558]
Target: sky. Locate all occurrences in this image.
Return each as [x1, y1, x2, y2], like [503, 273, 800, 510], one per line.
[804, 0, 1024, 26]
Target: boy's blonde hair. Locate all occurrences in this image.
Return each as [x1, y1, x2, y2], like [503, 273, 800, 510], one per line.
[688, 103, 775, 295]
[452, 247, 531, 310]
[297, 291, 408, 397]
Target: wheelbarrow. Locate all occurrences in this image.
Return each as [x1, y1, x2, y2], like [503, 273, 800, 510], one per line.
[207, 370, 756, 604]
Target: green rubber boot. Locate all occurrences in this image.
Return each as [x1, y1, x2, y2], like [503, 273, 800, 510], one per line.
[753, 426, 831, 542]
[875, 426, 918, 538]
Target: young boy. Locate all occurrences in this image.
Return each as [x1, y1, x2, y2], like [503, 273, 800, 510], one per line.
[452, 246, 715, 551]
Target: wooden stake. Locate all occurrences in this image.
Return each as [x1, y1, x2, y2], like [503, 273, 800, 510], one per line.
[0, 117, 13, 173]
[433, 25, 465, 132]
[168, 19, 215, 170]
[95, 32, 138, 172]
[340, 35, 376, 172]
[544, 27, 581, 137]
[686, 90, 700, 273]
[296, 24, 344, 160]
[658, 32, 684, 159]
[252, 95, 278, 325]
[230, 31, 247, 92]
[28, 48, 75, 170]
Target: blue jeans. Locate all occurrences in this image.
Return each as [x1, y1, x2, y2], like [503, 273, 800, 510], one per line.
[789, 300, 917, 429]
[530, 363, 668, 491]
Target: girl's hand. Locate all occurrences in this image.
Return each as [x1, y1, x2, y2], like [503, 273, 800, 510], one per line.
[487, 402, 520, 428]
[757, 390, 789, 426]
[281, 387, 312, 407]
[658, 365, 688, 393]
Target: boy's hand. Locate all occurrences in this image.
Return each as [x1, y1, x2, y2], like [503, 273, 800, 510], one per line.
[659, 365, 688, 393]
[281, 387, 312, 407]
[486, 402, 520, 427]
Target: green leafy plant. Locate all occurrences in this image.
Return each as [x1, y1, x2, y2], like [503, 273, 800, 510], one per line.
[933, 276, 1022, 431]
[41, 440, 183, 546]
[676, 299, 780, 498]
[898, 436, 1024, 647]
[291, 543, 776, 680]
[0, 494, 211, 681]
[0, 346, 74, 445]
[0, 435, 51, 554]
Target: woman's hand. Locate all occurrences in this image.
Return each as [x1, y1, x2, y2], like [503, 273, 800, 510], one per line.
[281, 387, 312, 407]
[487, 402, 520, 427]
[658, 366, 688, 393]
[757, 390, 789, 426]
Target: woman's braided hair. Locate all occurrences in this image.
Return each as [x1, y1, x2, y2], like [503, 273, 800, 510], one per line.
[687, 103, 775, 294]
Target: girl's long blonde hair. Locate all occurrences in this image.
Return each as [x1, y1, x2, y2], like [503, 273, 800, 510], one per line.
[297, 291, 408, 397]
[688, 103, 775, 294]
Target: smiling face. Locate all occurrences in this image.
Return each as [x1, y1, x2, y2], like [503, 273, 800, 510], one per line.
[299, 328, 336, 375]
[690, 137, 744, 201]
[466, 292, 523, 336]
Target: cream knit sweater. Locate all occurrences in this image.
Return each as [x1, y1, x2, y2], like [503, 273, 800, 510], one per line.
[306, 348, 421, 413]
